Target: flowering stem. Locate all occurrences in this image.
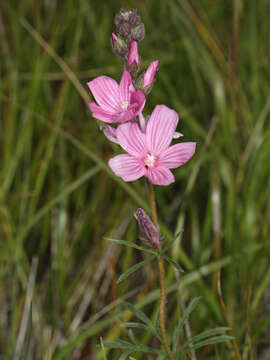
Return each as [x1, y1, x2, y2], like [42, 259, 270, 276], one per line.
[147, 181, 173, 360]
[147, 181, 158, 227]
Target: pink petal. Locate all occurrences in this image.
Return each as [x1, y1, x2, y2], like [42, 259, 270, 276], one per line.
[119, 69, 134, 102]
[117, 122, 146, 157]
[138, 112, 146, 132]
[130, 90, 146, 117]
[146, 166, 175, 186]
[100, 125, 119, 144]
[87, 76, 120, 112]
[159, 142, 196, 169]
[143, 60, 159, 88]
[109, 154, 145, 182]
[146, 105, 178, 156]
[89, 102, 115, 123]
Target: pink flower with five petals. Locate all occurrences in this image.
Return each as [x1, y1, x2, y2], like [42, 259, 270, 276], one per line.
[109, 105, 196, 185]
[88, 69, 145, 123]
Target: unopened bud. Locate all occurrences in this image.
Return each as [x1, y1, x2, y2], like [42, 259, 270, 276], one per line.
[115, 9, 132, 26]
[134, 208, 160, 247]
[118, 22, 131, 37]
[127, 40, 140, 76]
[131, 23, 145, 42]
[111, 33, 128, 58]
[129, 9, 141, 25]
[143, 60, 159, 91]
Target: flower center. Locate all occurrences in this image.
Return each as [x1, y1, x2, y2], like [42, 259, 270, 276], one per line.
[120, 101, 129, 110]
[143, 153, 158, 168]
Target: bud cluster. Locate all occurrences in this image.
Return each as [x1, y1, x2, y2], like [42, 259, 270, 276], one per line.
[115, 9, 145, 42]
[111, 8, 145, 65]
[111, 8, 158, 92]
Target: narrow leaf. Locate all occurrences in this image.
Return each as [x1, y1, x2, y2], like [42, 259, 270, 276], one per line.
[172, 297, 201, 352]
[121, 322, 161, 341]
[177, 336, 234, 357]
[124, 302, 160, 339]
[154, 309, 162, 338]
[104, 341, 163, 355]
[128, 329, 138, 345]
[117, 256, 156, 284]
[119, 351, 134, 360]
[184, 327, 231, 346]
[105, 238, 158, 255]
[161, 255, 184, 272]
[22, 303, 32, 360]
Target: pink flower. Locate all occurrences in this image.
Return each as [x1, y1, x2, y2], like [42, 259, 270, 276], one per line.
[88, 69, 145, 123]
[109, 105, 196, 185]
[128, 40, 140, 67]
[143, 60, 159, 89]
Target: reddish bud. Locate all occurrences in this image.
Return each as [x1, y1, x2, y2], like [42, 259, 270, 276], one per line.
[127, 40, 141, 76]
[134, 208, 160, 247]
[128, 41, 140, 67]
[143, 60, 159, 90]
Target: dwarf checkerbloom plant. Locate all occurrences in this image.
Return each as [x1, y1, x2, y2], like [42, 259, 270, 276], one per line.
[87, 9, 196, 186]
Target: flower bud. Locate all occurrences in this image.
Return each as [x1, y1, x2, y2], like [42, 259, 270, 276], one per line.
[130, 23, 145, 42]
[111, 33, 128, 58]
[143, 60, 159, 90]
[114, 9, 133, 37]
[118, 22, 131, 37]
[134, 208, 160, 247]
[129, 9, 141, 25]
[127, 40, 140, 76]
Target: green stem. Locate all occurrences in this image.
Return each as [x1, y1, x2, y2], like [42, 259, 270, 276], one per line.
[147, 181, 174, 360]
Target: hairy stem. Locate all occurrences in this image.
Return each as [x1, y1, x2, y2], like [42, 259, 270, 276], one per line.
[147, 181, 173, 360]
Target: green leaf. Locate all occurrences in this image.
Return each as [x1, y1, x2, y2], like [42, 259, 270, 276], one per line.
[119, 351, 134, 360]
[154, 309, 162, 338]
[117, 256, 156, 284]
[104, 341, 163, 355]
[121, 322, 161, 341]
[184, 327, 231, 346]
[161, 255, 184, 272]
[176, 336, 234, 357]
[128, 329, 138, 345]
[123, 302, 160, 340]
[105, 238, 158, 256]
[22, 303, 32, 360]
[172, 297, 201, 352]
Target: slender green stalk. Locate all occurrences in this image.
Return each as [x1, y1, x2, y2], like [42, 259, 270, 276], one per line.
[147, 181, 173, 360]
[147, 180, 158, 227]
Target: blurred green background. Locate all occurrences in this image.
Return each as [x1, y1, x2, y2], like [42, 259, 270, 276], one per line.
[1, 0, 270, 359]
